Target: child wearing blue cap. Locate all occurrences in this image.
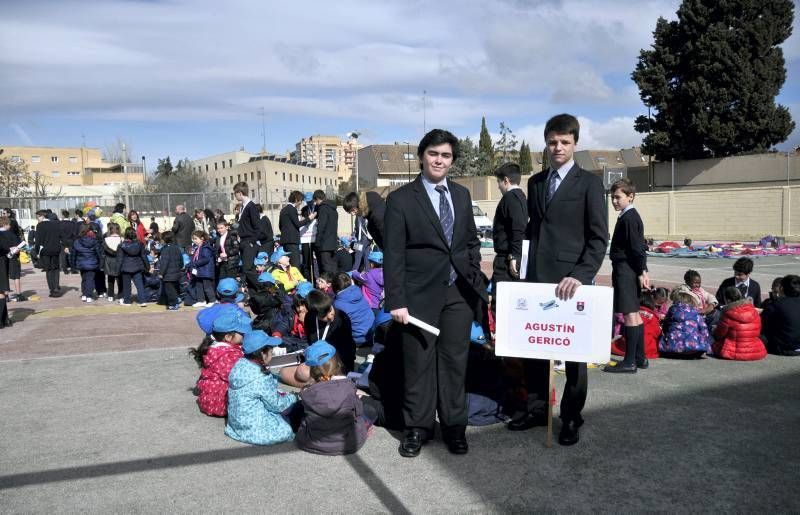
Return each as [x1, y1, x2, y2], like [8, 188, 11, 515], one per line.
[270, 247, 305, 294]
[351, 251, 384, 315]
[244, 251, 271, 289]
[296, 341, 370, 455]
[225, 331, 299, 446]
[190, 309, 249, 417]
[304, 290, 356, 373]
[249, 271, 290, 334]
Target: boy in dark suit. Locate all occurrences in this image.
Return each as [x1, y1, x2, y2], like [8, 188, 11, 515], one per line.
[34, 210, 65, 297]
[312, 190, 338, 275]
[233, 182, 262, 281]
[716, 257, 762, 308]
[279, 190, 314, 269]
[604, 178, 650, 373]
[511, 114, 608, 446]
[491, 162, 528, 310]
[384, 129, 486, 457]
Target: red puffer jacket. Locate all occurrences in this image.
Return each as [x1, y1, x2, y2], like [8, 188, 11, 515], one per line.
[713, 300, 766, 361]
[610, 306, 661, 359]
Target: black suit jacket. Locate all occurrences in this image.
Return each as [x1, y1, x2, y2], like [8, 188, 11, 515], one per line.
[171, 212, 194, 248]
[314, 200, 339, 251]
[525, 164, 608, 284]
[278, 204, 309, 245]
[384, 174, 485, 325]
[716, 277, 762, 308]
[35, 219, 63, 257]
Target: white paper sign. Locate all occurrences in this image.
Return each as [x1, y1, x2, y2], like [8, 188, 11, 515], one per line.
[495, 282, 613, 363]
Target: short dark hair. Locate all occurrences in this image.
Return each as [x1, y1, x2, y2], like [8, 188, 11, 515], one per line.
[191, 230, 207, 241]
[684, 269, 701, 285]
[124, 227, 137, 240]
[36, 209, 48, 217]
[332, 272, 352, 293]
[544, 114, 580, 143]
[233, 182, 249, 196]
[255, 203, 264, 214]
[317, 271, 334, 284]
[610, 177, 636, 196]
[732, 257, 754, 275]
[74, 209, 83, 217]
[307, 289, 333, 315]
[343, 192, 359, 212]
[493, 162, 521, 185]
[161, 230, 174, 244]
[312, 190, 326, 201]
[781, 274, 800, 297]
[723, 286, 743, 304]
[288, 190, 304, 203]
[417, 129, 460, 169]
[61, 209, 70, 218]
[639, 290, 656, 310]
[114, 203, 126, 213]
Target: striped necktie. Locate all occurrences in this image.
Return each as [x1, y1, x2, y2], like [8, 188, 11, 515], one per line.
[434, 185, 457, 285]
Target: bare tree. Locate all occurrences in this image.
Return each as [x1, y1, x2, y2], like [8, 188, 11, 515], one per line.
[102, 137, 135, 164]
[0, 156, 31, 197]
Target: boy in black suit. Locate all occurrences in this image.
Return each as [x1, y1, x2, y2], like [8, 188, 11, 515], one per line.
[604, 178, 650, 374]
[511, 114, 608, 446]
[312, 190, 338, 275]
[491, 162, 528, 309]
[716, 257, 762, 308]
[384, 129, 486, 457]
[34, 210, 65, 297]
[279, 190, 314, 269]
[233, 182, 262, 282]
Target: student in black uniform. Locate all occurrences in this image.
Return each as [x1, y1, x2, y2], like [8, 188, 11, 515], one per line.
[234, 182, 262, 283]
[255, 203, 274, 255]
[279, 191, 314, 269]
[34, 210, 65, 297]
[312, 190, 338, 275]
[604, 178, 650, 373]
[490, 162, 527, 310]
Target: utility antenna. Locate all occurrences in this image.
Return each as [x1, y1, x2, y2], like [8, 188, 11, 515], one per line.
[422, 90, 427, 133]
[260, 107, 267, 153]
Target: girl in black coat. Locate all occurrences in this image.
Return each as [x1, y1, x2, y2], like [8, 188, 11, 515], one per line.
[158, 231, 184, 310]
[116, 227, 150, 306]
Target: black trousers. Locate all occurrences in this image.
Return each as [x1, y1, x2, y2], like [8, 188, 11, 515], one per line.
[316, 250, 336, 276]
[80, 270, 95, 297]
[163, 280, 179, 306]
[300, 243, 314, 281]
[240, 240, 259, 276]
[107, 275, 122, 299]
[523, 359, 587, 423]
[491, 254, 516, 312]
[284, 243, 301, 269]
[59, 246, 73, 273]
[395, 281, 473, 435]
[40, 254, 60, 292]
[94, 270, 107, 295]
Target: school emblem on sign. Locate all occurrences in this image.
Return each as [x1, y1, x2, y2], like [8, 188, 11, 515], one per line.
[516, 298, 528, 310]
[576, 301, 585, 312]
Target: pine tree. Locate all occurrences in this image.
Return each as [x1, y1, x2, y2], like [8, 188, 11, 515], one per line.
[632, 0, 795, 161]
[518, 141, 533, 174]
[479, 116, 494, 167]
[541, 147, 550, 171]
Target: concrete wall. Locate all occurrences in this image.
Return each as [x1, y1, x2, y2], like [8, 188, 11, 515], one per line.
[652, 152, 799, 190]
[472, 186, 800, 242]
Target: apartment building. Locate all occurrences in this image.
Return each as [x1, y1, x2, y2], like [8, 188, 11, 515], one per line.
[293, 135, 361, 186]
[0, 145, 145, 194]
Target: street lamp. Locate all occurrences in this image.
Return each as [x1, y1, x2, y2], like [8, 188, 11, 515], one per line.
[348, 131, 361, 192]
[141, 156, 146, 184]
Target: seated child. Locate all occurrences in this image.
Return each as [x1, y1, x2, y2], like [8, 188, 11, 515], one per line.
[191, 310, 249, 417]
[335, 236, 354, 273]
[195, 278, 249, 335]
[674, 269, 718, 321]
[225, 331, 299, 446]
[350, 251, 384, 314]
[659, 290, 711, 358]
[331, 272, 375, 347]
[652, 287, 670, 320]
[611, 290, 661, 360]
[712, 286, 766, 361]
[244, 251, 270, 290]
[761, 274, 800, 356]
[304, 289, 356, 373]
[249, 272, 286, 331]
[315, 271, 335, 298]
[270, 246, 305, 294]
[295, 341, 371, 455]
[273, 283, 314, 388]
[715, 257, 762, 308]
[760, 276, 783, 311]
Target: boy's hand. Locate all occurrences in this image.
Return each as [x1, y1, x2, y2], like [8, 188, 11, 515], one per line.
[390, 307, 409, 324]
[556, 277, 581, 301]
[639, 271, 650, 290]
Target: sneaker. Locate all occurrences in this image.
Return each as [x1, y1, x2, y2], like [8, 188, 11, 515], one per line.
[107, 296, 114, 302]
[192, 302, 207, 308]
[81, 296, 87, 301]
[119, 299, 129, 305]
[86, 298, 94, 303]
[98, 293, 107, 299]
[139, 303, 148, 307]
[167, 304, 181, 311]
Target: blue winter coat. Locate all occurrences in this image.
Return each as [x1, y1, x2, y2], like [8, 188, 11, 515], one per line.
[333, 285, 375, 345]
[191, 242, 215, 280]
[73, 234, 102, 271]
[659, 302, 712, 354]
[225, 358, 297, 446]
[117, 239, 148, 274]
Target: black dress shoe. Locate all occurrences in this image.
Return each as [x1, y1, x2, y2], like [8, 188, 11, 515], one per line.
[507, 412, 547, 431]
[398, 429, 427, 458]
[636, 358, 649, 370]
[603, 362, 637, 373]
[445, 435, 469, 455]
[558, 420, 581, 446]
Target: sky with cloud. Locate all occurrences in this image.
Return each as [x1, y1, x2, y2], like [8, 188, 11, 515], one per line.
[1, 0, 798, 167]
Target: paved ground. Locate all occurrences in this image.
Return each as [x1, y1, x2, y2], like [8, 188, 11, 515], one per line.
[1, 257, 799, 513]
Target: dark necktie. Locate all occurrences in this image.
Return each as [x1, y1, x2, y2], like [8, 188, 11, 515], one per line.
[546, 170, 559, 205]
[737, 283, 748, 298]
[435, 185, 457, 284]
